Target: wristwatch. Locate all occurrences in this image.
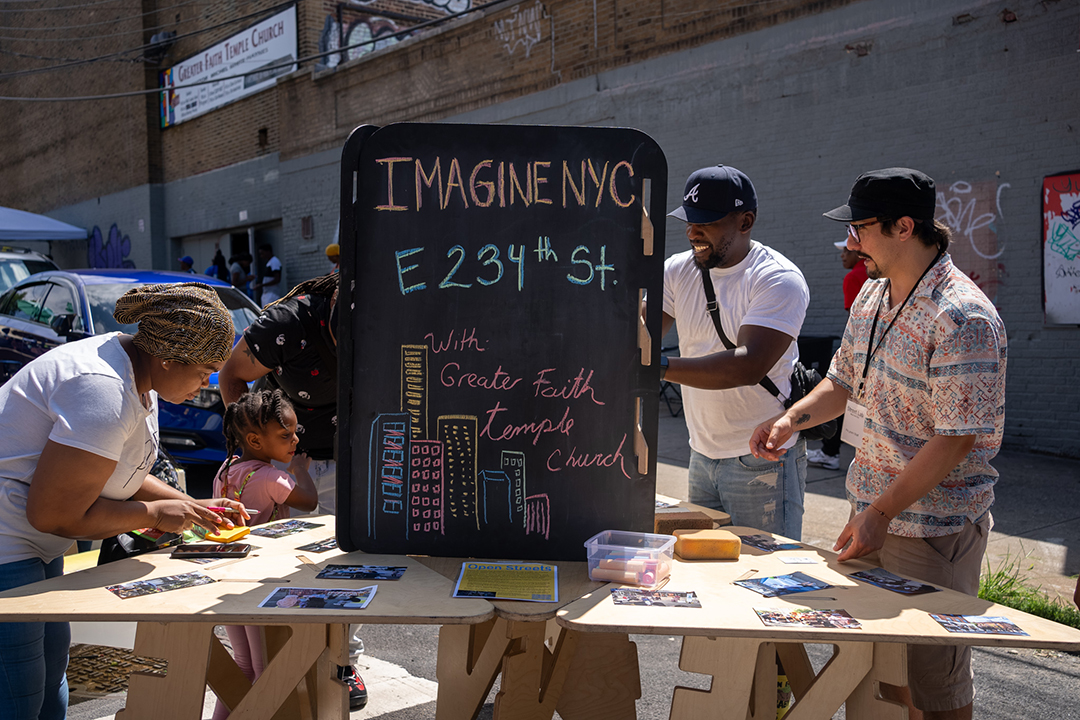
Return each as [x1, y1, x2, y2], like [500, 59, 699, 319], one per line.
[659, 355, 669, 381]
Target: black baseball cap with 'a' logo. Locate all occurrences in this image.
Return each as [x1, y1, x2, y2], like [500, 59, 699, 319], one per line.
[668, 165, 758, 224]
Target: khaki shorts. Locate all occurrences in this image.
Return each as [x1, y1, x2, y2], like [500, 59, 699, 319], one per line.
[878, 514, 991, 713]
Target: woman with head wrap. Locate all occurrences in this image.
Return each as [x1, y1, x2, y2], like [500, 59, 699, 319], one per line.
[0, 282, 250, 720]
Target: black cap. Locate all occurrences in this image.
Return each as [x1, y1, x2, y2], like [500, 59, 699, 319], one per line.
[824, 168, 937, 223]
[668, 165, 757, 224]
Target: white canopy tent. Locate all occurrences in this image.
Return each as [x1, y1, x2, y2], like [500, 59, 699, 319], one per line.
[0, 206, 86, 241]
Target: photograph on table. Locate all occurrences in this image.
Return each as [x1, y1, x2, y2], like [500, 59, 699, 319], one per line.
[755, 608, 862, 629]
[296, 537, 338, 552]
[930, 614, 1029, 636]
[849, 567, 940, 595]
[610, 588, 701, 608]
[250, 519, 324, 538]
[734, 571, 831, 598]
[316, 565, 406, 580]
[259, 585, 378, 610]
[739, 534, 803, 552]
[106, 571, 216, 599]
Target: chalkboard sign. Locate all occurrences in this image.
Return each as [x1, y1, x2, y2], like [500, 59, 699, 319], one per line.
[337, 123, 667, 560]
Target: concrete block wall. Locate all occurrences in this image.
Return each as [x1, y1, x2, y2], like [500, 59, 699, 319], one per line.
[279, 147, 343, 285]
[445, 0, 1080, 456]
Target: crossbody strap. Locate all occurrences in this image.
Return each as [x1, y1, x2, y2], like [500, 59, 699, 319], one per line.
[698, 264, 784, 400]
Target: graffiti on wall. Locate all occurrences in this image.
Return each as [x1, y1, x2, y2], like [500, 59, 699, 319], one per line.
[493, 1, 545, 59]
[88, 224, 135, 269]
[319, 0, 472, 67]
[1042, 171, 1080, 324]
[935, 180, 1009, 302]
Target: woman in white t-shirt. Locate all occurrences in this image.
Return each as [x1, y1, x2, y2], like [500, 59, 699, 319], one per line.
[0, 283, 249, 720]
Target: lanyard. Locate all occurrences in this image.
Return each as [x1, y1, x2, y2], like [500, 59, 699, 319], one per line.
[857, 251, 942, 397]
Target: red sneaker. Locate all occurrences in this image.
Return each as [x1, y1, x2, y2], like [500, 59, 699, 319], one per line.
[337, 664, 368, 710]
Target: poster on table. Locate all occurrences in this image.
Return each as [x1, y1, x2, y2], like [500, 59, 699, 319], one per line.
[159, 5, 297, 128]
[337, 123, 668, 560]
[1042, 170, 1080, 325]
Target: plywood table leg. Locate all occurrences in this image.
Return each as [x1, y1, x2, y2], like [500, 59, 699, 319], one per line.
[555, 630, 639, 720]
[671, 636, 767, 720]
[116, 621, 215, 720]
[775, 642, 815, 700]
[226, 624, 331, 720]
[782, 641, 873, 720]
[206, 630, 256, 718]
[845, 642, 908, 720]
[436, 618, 511, 720]
[492, 619, 578, 720]
[311, 623, 351, 720]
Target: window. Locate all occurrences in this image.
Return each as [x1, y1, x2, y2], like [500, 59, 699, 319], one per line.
[39, 282, 78, 329]
[2, 282, 52, 323]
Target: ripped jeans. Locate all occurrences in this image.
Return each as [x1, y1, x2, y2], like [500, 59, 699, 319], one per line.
[688, 438, 806, 540]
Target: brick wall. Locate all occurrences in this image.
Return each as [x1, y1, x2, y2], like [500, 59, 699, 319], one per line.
[0, 0, 151, 213]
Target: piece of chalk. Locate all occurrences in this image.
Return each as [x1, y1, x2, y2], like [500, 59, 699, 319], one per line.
[590, 567, 640, 584]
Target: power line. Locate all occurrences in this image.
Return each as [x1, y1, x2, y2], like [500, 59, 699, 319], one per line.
[0, 0, 512, 101]
[0, 0, 204, 28]
[0, 0, 294, 79]
[0, 0, 127, 11]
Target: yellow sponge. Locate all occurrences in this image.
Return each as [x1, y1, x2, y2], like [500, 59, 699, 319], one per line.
[674, 528, 741, 560]
[205, 525, 251, 543]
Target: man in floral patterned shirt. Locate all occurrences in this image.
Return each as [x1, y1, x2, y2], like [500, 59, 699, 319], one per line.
[750, 168, 1007, 720]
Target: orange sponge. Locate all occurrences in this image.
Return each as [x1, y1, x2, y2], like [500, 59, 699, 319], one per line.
[673, 528, 741, 560]
[205, 525, 251, 543]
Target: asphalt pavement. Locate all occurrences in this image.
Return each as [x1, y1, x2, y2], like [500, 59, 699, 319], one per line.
[68, 407, 1080, 719]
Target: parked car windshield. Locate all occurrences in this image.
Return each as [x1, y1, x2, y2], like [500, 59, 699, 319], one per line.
[84, 283, 260, 336]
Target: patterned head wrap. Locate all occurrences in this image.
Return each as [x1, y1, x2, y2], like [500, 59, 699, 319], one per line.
[113, 283, 234, 364]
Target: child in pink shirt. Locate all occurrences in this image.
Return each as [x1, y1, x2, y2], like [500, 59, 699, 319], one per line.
[211, 389, 317, 719]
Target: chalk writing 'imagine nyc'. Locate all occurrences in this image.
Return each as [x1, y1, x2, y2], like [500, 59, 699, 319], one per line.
[374, 157, 637, 212]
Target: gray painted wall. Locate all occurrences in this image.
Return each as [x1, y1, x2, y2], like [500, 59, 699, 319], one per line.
[447, 0, 1080, 456]
[48, 185, 160, 270]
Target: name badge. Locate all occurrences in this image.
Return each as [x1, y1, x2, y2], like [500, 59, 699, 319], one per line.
[841, 399, 866, 448]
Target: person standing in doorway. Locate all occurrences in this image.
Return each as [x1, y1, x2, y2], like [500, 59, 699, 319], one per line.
[229, 253, 254, 298]
[177, 255, 197, 274]
[254, 244, 283, 306]
[806, 239, 870, 471]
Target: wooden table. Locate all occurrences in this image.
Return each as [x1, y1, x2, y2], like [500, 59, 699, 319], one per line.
[413, 555, 638, 720]
[0, 517, 494, 720]
[557, 526, 1080, 720]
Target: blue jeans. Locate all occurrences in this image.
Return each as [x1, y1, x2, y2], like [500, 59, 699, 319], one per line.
[688, 438, 807, 540]
[0, 556, 69, 720]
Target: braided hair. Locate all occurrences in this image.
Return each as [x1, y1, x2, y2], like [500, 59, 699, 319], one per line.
[263, 271, 338, 311]
[215, 388, 296, 497]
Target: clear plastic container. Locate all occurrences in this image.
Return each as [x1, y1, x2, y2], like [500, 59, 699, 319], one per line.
[584, 530, 676, 589]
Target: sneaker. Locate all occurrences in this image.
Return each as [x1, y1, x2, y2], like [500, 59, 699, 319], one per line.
[806, 449, 840, 471]
[338, 665, 368, 710]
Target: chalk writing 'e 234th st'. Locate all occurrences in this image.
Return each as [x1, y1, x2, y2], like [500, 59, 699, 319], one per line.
[395, 237, 617, 295]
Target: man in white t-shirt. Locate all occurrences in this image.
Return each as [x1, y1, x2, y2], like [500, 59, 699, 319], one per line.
[661, 165, 810, 539]
[255, 243, 283, 306]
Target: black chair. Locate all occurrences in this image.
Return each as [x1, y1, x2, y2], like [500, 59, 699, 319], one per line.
[659, 345, 682, 417]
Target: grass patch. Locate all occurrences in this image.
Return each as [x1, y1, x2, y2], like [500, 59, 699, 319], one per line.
[979, 553, 1080, 631]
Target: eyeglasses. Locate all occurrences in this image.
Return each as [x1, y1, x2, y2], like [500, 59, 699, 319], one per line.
[847, 220, 880, 241]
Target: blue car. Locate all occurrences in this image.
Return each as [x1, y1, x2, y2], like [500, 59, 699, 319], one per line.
[0, 269, 262, 466]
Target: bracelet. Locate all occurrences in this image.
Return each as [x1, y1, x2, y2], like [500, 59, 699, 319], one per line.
[869, 503, 890, 520]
